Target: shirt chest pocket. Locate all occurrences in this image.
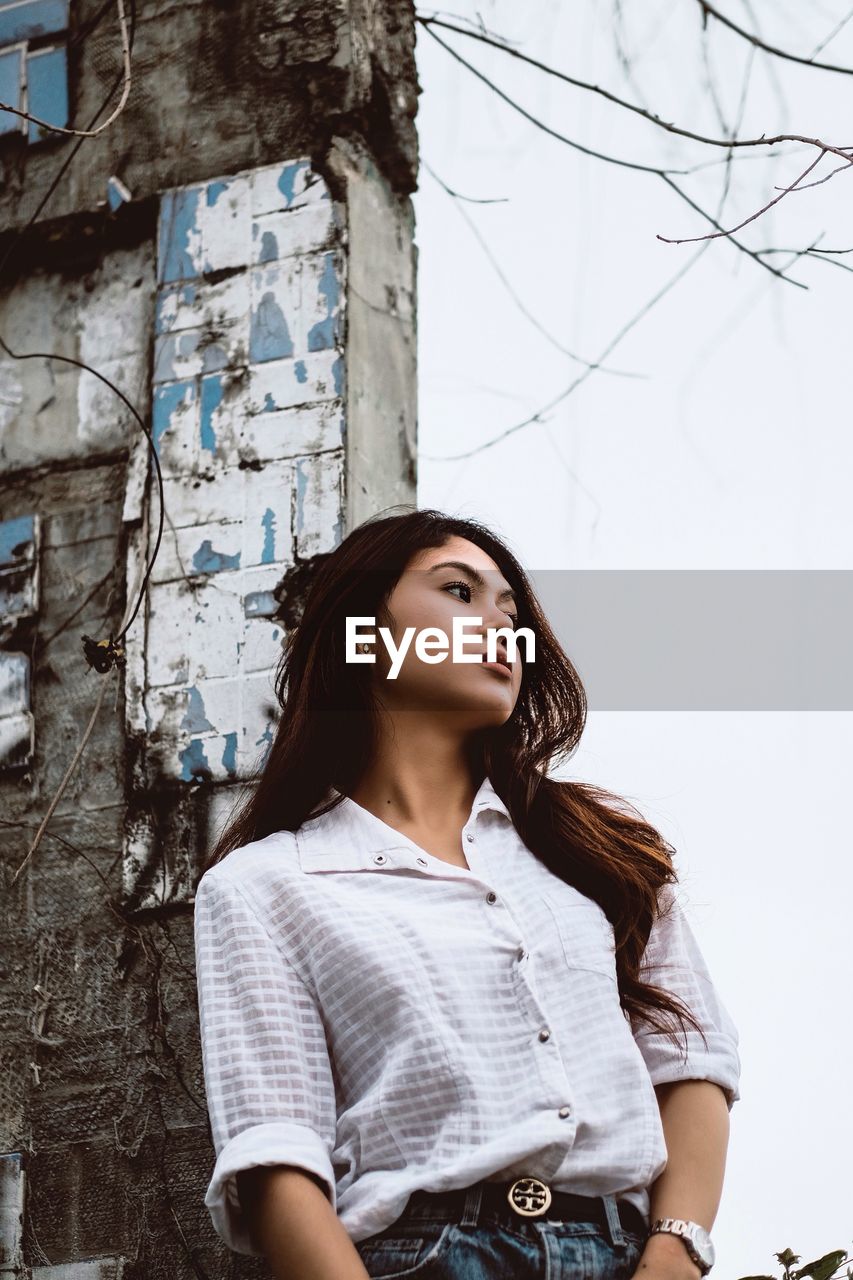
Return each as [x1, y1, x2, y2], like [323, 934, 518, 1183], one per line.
[541, 891, 618, 982]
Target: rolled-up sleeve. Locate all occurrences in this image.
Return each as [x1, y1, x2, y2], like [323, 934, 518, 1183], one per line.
[193, 866, 338, 1254]
[630, 882, 742, 1111]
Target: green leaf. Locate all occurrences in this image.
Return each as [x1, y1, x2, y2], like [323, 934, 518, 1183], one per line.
[794, 1251, 849, 1280]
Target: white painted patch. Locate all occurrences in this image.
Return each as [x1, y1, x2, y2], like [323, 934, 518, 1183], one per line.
[127, 158, 347, 788]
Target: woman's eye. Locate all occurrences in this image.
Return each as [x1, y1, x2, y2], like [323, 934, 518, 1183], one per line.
[444, 580, 473, 604]
[445, 582, 517, 627]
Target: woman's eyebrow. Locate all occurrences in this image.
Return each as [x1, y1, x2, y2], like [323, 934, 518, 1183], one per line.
[426, 560, 517, 606]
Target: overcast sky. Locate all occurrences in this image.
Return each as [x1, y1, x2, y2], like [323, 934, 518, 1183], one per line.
[413, 3, 853, 1273]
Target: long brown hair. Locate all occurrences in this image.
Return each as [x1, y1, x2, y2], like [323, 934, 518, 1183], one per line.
[205, 506, 707, 1057]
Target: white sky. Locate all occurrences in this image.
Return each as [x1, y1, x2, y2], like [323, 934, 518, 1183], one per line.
[413, 3, 853, 1273]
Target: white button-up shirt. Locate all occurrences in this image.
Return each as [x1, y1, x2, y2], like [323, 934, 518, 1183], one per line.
[193, 774, 741, 1256]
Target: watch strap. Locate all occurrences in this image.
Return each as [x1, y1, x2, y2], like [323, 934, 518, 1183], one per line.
[649, 1217, 713, 1275]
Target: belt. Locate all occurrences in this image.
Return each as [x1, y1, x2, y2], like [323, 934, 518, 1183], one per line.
[405, 1176, 648, 1236]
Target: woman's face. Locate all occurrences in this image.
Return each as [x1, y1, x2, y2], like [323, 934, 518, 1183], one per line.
[365, 536, 525, 727]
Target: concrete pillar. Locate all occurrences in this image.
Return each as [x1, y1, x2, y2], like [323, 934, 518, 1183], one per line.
[0, 0, 418, 1270]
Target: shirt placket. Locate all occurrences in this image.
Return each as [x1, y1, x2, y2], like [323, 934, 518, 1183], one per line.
[402, 813, 579, 1167]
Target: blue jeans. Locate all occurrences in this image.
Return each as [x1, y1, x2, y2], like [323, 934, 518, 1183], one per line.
[354, 1182, 649, 1279]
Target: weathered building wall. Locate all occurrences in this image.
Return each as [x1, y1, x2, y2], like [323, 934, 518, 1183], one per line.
[0, 1, 419, 1275]
[0, 0, 419, 228]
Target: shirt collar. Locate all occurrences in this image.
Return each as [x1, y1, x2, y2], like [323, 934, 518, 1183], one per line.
[295, 774, 511, 874]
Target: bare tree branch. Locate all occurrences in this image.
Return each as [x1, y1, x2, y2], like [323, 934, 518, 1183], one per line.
[417, 15, 853, 163]
[419, 19, 807, 286]
[421, 156, 646, 379]
[659, 149, 840, 245]
[696, 0, 853, 74]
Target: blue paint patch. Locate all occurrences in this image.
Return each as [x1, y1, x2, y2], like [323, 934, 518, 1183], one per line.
[192, 539, 241, 574]
[152, 381, 194, 456]
[155, 281, 196, 334]
[158, 187, 201, 284]
[153, 330, 202, 385]
[278, 161, 307, 209]
[244, 590, 278, 618]
[180, 738, 211, 783]
[307, 253, 340, 352]
[182, 686, 215, 734]
[206, 180, 228, 207]
[262, 392, 276, 413]
[221, 732, 238, 778]
[255, 720, 274, 770]
[201, 342, 229, 374]
[259, 230, 278, 263]
[0, 514, 35, 567]
[250, 290, 294, 363]
[260, 507, 276, 564]
[199, 373, 223, 456]
[294, 359, 307, 384]
[332, 354, 344, 397]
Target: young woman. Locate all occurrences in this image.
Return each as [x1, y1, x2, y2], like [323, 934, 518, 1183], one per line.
[193, 507, 741, 1280]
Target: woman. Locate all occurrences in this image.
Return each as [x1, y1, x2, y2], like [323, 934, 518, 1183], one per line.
[193, 507, 741, 1280]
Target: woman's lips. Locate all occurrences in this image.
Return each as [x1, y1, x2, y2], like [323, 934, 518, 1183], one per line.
[480, 660, 512, 678]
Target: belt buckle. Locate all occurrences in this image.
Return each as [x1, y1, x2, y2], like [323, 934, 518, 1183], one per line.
[507, 1176, 552, 1218]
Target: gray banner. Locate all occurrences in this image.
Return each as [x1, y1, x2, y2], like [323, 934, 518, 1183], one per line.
[529, 570, 853, 710]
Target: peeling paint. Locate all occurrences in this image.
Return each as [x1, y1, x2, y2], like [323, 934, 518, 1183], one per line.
[260, 507, 276, 563]
[152, 380, 194, 455]
[254, 720, 274, 769]
[221, 731, 238, 776]
[278, 160, 308, 208]
[141, 160, 346, 782]
[191, 539, 240, 574]
[206, 180, 228, 207]
[259, 230, 278, 263]
[250, 290, 294, 362]
[307, 252, 340, 351]
[155, 282, 196, 334]
[180, 738, 211, 783]
[199, 373, 223, 456]
[181, 686, 215, 734]
[158, 187, 202, 284]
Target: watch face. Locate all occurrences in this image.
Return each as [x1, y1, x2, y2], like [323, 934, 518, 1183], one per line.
[689, 1224, 716, 1268]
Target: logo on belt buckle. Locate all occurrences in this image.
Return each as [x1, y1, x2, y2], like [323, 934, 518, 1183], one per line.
[507, 1176, 552, 1217]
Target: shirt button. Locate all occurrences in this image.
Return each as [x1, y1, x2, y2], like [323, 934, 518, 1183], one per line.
[486, 892, 497, 904]
[558, 1106, 571, 1118]
[466, 833, 475, 843]
[373, 853, 387, 864]
[538, 1028, 551, 1041]
[416, 857, 428, 866]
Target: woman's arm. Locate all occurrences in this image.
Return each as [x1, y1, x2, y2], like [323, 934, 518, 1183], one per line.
[237, 1165, 372, 1280]
[632, 1079, 731, 1278]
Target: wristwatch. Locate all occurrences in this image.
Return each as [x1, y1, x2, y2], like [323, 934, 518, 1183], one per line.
[649, 1217, 715, 1275]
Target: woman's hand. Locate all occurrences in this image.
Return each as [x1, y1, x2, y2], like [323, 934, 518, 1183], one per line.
[630, 1230, 704, 1280]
